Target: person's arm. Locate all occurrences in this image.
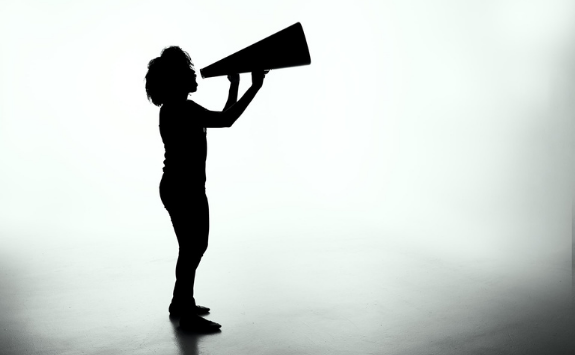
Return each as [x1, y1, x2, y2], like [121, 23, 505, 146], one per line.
[223, 74, 239, 111]
[191, 71, 267, 128]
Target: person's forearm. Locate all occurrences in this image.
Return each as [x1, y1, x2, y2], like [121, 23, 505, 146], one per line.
[222, 85, 260, 127]
[223, 83, 239, 111]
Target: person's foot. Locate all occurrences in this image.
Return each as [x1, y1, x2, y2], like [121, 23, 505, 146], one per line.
[179, 315, 221, 333]
[169, 304, 210, 317]
[194, 305, 210, 315]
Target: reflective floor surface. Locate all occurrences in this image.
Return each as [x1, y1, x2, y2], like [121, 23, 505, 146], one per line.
[0, 205, 572, 355]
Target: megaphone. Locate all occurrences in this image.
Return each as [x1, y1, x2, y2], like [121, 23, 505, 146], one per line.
[200, 22, 311, 79]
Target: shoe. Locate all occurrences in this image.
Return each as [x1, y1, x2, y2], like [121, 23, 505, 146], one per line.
[194, 305, 210, 315]
[179, 315, 221, 333]
[169, 304, 211, 317]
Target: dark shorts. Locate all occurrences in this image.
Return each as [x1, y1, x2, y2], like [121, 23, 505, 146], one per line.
[159, 173, 209, 252]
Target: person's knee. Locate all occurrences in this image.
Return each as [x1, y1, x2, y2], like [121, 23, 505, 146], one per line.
[179, 244, 208, 258]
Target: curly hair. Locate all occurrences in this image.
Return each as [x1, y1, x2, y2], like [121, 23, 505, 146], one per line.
[145, 46, 196, 106]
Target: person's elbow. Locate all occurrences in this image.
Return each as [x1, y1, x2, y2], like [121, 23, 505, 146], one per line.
[203, 111, 233, 128]
[221, 111, 238, 128]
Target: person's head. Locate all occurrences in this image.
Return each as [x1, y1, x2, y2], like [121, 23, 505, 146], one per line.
[145, 46, 197, 106]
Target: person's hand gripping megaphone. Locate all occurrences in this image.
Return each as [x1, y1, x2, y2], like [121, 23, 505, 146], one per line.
[251, 70, 269, 89]
[227, 73, 239, 84]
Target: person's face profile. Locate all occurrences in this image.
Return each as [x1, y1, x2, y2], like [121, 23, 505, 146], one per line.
[187, 68, 198, 93]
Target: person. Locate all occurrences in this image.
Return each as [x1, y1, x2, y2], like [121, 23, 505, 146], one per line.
[145, 46, 266, 332]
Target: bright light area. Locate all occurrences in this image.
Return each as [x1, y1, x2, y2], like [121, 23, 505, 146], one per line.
[0, 0, 572, 275]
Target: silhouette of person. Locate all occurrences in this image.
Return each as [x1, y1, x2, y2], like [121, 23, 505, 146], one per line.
[145, 46, 266, 332]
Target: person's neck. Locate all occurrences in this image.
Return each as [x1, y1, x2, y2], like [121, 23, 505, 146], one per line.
[165, 95, 189, 105]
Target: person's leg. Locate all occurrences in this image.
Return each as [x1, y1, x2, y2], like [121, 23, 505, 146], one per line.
[163, 188, 210, 316]
[170, 191, 220, 331]
[160, 179, 219, 331]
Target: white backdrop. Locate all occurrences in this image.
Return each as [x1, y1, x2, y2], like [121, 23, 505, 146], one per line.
[1, 0, 573, 273]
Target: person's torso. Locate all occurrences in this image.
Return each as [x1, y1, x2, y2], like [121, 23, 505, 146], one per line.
[159, 101, 207, 184]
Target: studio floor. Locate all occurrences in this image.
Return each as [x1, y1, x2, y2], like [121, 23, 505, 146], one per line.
[0, 203, 572, 355]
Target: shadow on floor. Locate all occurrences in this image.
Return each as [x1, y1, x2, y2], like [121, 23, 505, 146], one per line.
[169, 315, 222, 355]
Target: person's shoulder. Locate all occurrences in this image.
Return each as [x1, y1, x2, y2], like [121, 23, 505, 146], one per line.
[186, 100, 208, 113]
[161, 101, 195, 116]
[159, 102, 184, 127]
[160, 102, 180, 116]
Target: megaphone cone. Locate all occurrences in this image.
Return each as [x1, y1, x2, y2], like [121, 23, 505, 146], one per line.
[200, 22, 311, 79]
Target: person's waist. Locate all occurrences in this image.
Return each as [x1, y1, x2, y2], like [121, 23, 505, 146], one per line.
[162, 169, 204, 179]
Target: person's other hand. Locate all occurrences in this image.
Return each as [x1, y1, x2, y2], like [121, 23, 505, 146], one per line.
[251, 70, 268, 88]
[227, 73, 240, 84]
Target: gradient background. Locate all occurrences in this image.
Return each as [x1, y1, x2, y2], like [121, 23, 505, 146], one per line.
[0, 0, 573, 354]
